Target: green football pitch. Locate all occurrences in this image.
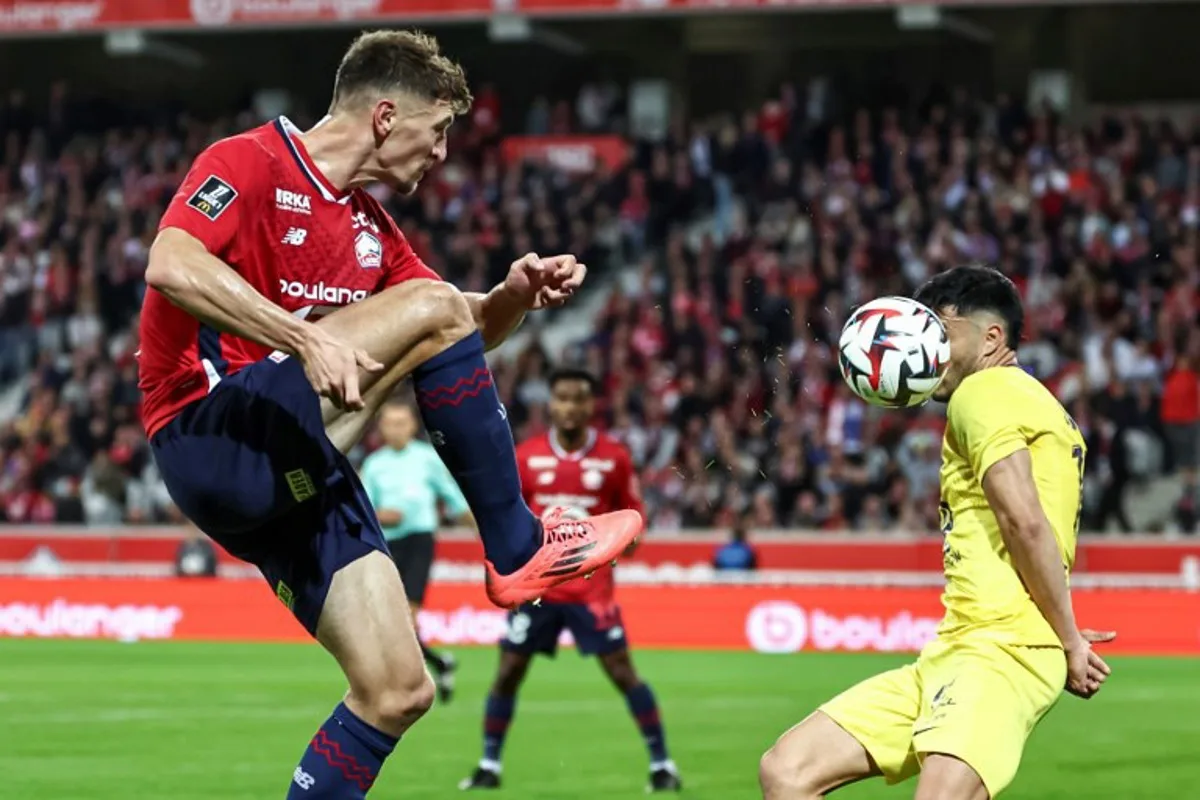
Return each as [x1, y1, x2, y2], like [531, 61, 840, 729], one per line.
[2, 641, 1196, 798]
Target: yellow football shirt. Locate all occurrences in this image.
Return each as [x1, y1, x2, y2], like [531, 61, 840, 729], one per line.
[936, 366, 1086, 647]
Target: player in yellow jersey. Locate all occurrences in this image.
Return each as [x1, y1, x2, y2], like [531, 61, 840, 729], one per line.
[759, 266, 1115, 800]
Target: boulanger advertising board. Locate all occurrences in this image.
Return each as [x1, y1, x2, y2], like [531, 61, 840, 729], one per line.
[1, 578, 1197, 655]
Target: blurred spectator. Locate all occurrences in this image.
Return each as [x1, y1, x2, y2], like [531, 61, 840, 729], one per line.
[1161, 346, 1200, 528]
[1, 83, 1198, 536]
[712, 515, 758, 571]
[175, 525, 219, 578]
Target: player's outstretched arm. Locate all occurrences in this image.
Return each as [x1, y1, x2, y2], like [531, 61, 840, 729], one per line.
[147, 228, 314, 354]
[146, 228, 381, 410]
[982, 450, 1111, 698]
[463, 253, 587, 350]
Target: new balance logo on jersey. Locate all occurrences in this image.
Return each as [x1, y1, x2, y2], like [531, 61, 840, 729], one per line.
[279, 279, 369, 305]
[429, 430, 446, 447]
[276, 188, 312, 214]
[281, 227, 308, 246]
[293, 766, 315, 791]
[186, 175, 237, 221]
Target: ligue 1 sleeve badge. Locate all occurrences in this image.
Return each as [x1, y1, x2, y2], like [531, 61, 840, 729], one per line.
[354, 230, 383, 269]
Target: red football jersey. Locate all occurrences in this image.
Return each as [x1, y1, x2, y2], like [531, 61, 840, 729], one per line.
[516, 428, 643, 604]
[138, 116, 440, 438]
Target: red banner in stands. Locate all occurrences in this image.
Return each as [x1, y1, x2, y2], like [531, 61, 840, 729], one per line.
[0, 0, 487, 34]
[500, 136, 630, 174]
[0, 0, 1033, 35]
[1, 577, 1196, 655]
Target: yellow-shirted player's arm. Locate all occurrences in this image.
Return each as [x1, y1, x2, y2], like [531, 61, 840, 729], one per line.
[949, 373, 1084, 652]
[981, 450, 1082, 650]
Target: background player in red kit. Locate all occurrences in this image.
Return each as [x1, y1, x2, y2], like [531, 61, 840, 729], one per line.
[460, 369, 682, 793]
[138, 31, 642, 800]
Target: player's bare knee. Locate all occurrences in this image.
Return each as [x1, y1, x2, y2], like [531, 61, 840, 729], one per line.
[759, 741, 820, 798]
[354, 647, 437, 731]
[412, 281, 474, 347]
[759, 747, 795, 797]
[368, 672, 436, 730]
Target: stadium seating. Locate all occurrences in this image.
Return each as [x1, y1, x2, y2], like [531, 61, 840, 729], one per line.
[1, 84, 1197, 534]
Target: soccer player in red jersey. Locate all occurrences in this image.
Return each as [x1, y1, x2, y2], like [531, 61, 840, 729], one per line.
[459, 369, 682, 793]
[138, 31, 642, 799]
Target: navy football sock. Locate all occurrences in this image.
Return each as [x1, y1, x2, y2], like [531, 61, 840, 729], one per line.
[287, 703, 397, 799]
[413, 331, 540, 574]
[481, 693, 516, 764]
[625, 683, 670, 764]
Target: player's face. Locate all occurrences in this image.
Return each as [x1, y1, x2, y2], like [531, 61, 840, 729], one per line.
[379, 406, 417, 449]
[548, 380, 595, 435]
[373, 96, 453, 195]
[931, 308, 1003, 401]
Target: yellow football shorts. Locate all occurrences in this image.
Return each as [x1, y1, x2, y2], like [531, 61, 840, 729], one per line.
[819, 638, 1066, 797]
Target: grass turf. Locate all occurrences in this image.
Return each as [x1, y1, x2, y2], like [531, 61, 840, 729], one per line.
[0, 640, 1195, 798]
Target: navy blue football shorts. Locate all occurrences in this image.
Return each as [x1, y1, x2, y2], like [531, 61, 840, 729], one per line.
[151, 353, 389, 636]
[501, 601, 628, 658]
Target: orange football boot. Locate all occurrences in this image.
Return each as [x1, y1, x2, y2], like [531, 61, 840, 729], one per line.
[484, 507, 643, 609]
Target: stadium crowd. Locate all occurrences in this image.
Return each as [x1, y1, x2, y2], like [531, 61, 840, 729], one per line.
[1, 81, 1198, 534]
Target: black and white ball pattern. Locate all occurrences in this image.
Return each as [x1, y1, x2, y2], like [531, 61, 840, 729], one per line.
[837, 297, 950, 408]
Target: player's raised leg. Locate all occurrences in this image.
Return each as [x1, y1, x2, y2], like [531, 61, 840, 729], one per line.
[597, 647, 681, 791]
[286, 550, 434, 799]
[759, 712, 882, 799]
[460, 650, 534, 790]
[309, 279, 538, 570]
[307, 275, 641, 607]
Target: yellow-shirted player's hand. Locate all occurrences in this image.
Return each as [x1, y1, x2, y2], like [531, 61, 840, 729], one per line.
[1065, 629, 1116, 700]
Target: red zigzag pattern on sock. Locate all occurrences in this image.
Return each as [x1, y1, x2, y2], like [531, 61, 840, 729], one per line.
[311, 730, 377, 792]
[416, 367, 494, 410]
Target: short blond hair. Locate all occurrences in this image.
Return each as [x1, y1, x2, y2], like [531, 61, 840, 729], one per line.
[332, 29, 472, 115]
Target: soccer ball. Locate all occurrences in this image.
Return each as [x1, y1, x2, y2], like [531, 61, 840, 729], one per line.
[837, 296, 950, 408]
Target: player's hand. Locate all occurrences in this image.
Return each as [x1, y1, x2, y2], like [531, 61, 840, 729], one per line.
[504, 252, 587, 310]
[377, 508, 403, 526]
[296, 325, 383, 412]
[1065, 629, 1115, 700]
[536, 254, 587, 308]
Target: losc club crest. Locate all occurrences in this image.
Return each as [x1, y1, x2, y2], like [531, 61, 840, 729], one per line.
[354, 230, 383, 269]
